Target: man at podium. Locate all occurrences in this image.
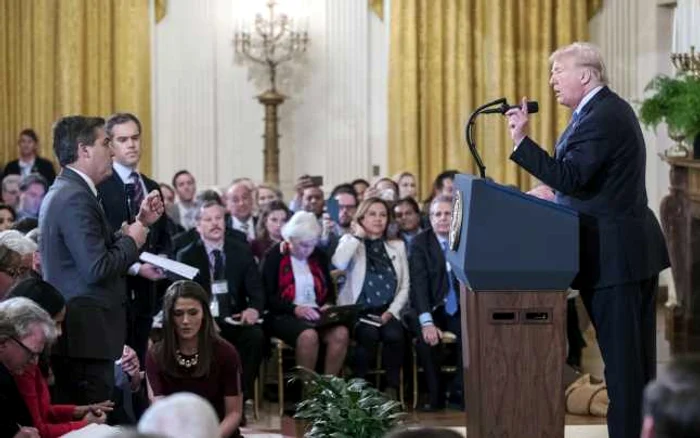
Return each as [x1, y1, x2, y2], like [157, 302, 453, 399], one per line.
[505, 42, 670, 438]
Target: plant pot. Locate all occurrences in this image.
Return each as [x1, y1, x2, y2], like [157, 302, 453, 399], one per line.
[281, 415, 309, 438]
[694, 134, 700, 159]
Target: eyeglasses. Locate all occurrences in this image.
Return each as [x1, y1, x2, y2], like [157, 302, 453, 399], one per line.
[10, 336, 42, 362]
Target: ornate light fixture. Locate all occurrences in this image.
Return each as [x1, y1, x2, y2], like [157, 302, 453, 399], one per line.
[671, 45, 700, 78]
[233, 0, 309, 186]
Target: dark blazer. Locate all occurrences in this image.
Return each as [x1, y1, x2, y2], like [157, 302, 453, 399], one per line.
[97, 169, 173, 323]
[0, 362, 34, 436]
[4, 156, 57, 185]
[260, 242, 334, 316]
[510, 86, 670, 289]
[173, 227, 247, 254]
[177, 237, 265, 315]
[408, 229, 457, 316]
[39, 168, 139, 360]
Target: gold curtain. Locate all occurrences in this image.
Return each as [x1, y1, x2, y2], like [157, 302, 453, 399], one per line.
[0, 0, 152, 174]
[388, 0, 603, 196]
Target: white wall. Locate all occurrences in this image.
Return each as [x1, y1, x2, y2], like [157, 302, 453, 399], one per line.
[151, 0, 389, 195]
[589, 0, 676, 218]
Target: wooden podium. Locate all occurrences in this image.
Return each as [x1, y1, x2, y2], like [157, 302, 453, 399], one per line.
[447, 175, 579, 438]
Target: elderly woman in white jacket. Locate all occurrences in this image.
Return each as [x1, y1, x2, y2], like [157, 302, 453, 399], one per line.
[332, 197, 409, 397]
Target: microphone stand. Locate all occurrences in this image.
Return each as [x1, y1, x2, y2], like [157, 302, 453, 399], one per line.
[465, 97, 506, 179]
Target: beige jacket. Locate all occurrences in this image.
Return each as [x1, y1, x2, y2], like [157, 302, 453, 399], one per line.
[331, 234, 410, 320]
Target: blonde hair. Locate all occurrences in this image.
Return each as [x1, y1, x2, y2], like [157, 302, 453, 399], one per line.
[550, 42, 608, 85]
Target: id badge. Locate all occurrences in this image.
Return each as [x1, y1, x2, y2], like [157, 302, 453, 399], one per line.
[212, 281, 228, 295]
[210, 299, 220, 317]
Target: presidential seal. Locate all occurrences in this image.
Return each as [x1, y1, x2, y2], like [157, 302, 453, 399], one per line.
[449, 189, 463, 251]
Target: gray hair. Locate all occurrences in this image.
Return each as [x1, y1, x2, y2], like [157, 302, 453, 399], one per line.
[26, 228, 40, 245]
[0, 230, 38, 255]
[138, 393, 219, 438]
[430, 195, 453, 214]
[281, 211, 321, 242]
[550, 42, 608, 85]
[194, 200, 225, 222]
[2, 174, 21, 192]
[0, 297, 57, 343]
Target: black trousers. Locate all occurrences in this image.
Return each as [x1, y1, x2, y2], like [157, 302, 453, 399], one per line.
[580, 276, 658, 438]
[218, 323, 265, 400]
[566, 297, 586, 367]
[51, 356, 114, 405]
[414, 308, 463, 406]
[353, 317, 405, 389]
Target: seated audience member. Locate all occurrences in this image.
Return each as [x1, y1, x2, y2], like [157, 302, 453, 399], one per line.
[351, 178, 370, 203]
[261, 211, 349, 376]
[368, 177, 400, 204]
[172, 190, 246, 253]
[0, 297, 57, 437]
[11, 217, 38, 235]
[0, 230, 38, 276]
[172, 170, 197, 230]
[16, 174, 48, 221]
[301, 185, 340, 253]
[2, 174, 21, 209]
[641, 356, 700, 438]
[394, 172, 418, 200]
[138, 393, 220, 438]
[0, 245, 23, 299]
[393, 198, 423, 254]
[9, 278, 112, 436]
[0, 203, 16, 231]
[158, 182, 185, 237]
[332, 197, 409, 397]
[251, 200, 291, 260]
[4, 129, 56, 184]
[177, 200, 265, 405]
[329, 184, 358, 236]
[289, 174, 315, 212]
[408, 196, 463, 410]
[423, 171, 458, 214]
[226, 180, 257, 242]
[146, 281, 243, 438]
[256, 183, 283, 208]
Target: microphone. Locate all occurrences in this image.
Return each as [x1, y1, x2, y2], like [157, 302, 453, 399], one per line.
[481, 100, 539, 115]
[125, 183, 136, 222]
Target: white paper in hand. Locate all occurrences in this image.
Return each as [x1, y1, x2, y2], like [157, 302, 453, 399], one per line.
[140, 252, 199, 280]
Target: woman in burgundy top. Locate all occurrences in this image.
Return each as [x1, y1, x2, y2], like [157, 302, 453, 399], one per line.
[251, 200, 291, 260]
[146, 280, 243, 438]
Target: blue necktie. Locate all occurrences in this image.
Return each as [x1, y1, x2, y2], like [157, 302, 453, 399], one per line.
[555, 111, 581, 159]
[442, 240, 458, 316]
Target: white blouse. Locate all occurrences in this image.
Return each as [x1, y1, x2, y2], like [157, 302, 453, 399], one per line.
[291, 256, 317, 307]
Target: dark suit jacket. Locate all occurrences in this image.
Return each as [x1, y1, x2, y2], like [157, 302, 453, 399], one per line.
[173, 227, 247, 254]
[39, 168, 139, 360]
[0, 363, 33, 435]
[177, 237, 264, 315]
[408, 229, 457, 316]
[97, 170, 173, 317]
[261, 242, 334, 316]
[4, 156, 57, 185]
[510, 86, 670, 290]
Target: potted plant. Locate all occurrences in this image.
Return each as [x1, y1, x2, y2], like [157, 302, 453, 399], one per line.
[290, 367, 405, 438]
[638, 73, 700, 158]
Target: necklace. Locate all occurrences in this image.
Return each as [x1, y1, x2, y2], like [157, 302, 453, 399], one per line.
[175, 350, 199, 368]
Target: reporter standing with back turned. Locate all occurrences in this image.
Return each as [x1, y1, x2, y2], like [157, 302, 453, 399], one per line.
[505, 42, 669, 438]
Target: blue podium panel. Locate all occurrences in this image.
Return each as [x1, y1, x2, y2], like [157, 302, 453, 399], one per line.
[446, 174, 579, 291]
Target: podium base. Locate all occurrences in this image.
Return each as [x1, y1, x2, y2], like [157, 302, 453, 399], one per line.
[462, 286, 567, 438]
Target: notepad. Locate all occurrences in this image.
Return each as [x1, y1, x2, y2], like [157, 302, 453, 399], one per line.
[140, 252, 199, 280]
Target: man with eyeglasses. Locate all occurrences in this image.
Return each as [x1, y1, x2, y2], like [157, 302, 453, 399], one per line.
[0, 297, 57, 438]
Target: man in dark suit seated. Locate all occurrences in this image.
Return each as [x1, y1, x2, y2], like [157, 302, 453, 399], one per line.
[225, 179, 257, 243]
[172, 190, 247, 254]
[40, 115, 163, 405]
[16, 174, 48, 221]
[408, 195, 462, 411]
[506, 42, 669, 438]
[4, 129, 56, 185]
[97, 112, 172, 364]
[177, 200, 265, 405]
